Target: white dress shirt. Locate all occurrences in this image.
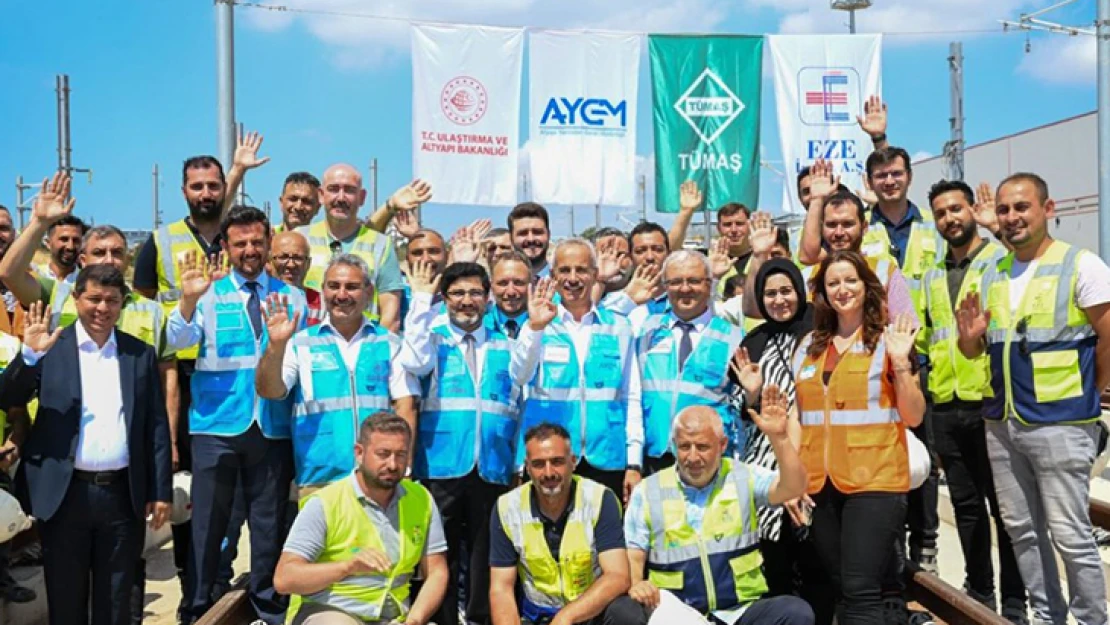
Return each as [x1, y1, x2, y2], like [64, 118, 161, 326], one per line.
[24, 323, 129, 471]
[669, 307, 715, 351]
[280, 317, 418, 400]
[514, 304, 644, 465]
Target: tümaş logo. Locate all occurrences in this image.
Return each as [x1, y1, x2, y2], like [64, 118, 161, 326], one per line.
[540, 97, 627, 127]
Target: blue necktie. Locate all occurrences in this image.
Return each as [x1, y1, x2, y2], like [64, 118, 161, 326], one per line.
[504, 318, 519, 340]
[246, 281, 262, 339]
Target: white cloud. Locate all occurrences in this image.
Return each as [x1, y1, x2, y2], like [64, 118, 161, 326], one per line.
[911, 150, 934, 163]
[240, 0, 736, 70]
[1018, 35, 1096, 85]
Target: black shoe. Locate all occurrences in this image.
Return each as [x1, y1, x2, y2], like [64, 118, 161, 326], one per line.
[0, 583, 36, 603]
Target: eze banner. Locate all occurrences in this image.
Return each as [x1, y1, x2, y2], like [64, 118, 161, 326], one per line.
[768, 34, 882, 213]
[528, 30, 641, 206]
[411, 23, 524, 206]
[649, 35, 762, 213]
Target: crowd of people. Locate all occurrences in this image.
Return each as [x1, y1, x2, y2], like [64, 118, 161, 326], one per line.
[0, 97, 1108, 625]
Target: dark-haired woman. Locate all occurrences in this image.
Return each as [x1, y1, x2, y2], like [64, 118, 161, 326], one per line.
[792, 250, 924, 625]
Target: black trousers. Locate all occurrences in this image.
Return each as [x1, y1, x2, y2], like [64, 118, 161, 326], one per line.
[933, 400, 1026, 607]
[907, 393, 939, 563]
[424, 470, 509, 625]
[760, 527, 837, 625]
[809, 484, 906, 625]
[575, 460, 624, 501]
[187, 424, 293, 625]
[522, 596, 644, 625]
[41, 475, 145, 625]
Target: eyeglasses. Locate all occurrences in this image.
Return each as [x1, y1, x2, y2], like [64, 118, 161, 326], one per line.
[273, 254, 308, 264]
[664, 277, 709, 288]
[445, 289, 487, 301]
[1016, 316, 1030, 357]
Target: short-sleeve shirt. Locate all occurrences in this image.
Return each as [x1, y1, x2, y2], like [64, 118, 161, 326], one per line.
[623, 464, 776, 553]
[488, 481, 625, 567]
[323, 228, 406, 294]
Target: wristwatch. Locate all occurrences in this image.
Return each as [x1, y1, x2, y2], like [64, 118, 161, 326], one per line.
[627, 464, 642, 474]
[870, 132, 887, 144]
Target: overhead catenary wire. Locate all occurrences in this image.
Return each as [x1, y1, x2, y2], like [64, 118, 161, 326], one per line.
[230, 1, 1013, 38]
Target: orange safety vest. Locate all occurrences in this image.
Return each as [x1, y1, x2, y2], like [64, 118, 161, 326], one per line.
[793, 333, 909, 495]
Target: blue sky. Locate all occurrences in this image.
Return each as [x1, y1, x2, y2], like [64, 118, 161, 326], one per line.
[0, 0, 1098, 239]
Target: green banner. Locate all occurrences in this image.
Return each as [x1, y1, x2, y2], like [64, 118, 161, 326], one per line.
[649, 35, 762, 213]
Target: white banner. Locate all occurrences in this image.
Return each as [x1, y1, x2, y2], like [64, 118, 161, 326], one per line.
[769, 34, 882, 213]
[412, 23, 523, 206]
[528, 30, 641, 206]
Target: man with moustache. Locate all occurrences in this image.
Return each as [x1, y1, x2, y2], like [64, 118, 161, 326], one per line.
[921, 180, 1025, 622]
[508, 203, 552, 280]
[273, 172, 322, 234]
[482, 228, 515, 270]
[255, 254, 418, 496]
[488, 423, 640, 625]
[274, 412, 449, 625]
[269, 230, 323, 326]
[398, 260, 548, 625]
[398, 229, 448, 328]
[958, 173, 1110, 625]
[488, 252, 532, 339]
[515, 239, 642, 501]
[591, 227, 633, 307]
[166, 205, 308, 625]
[300, 164, 431, 332]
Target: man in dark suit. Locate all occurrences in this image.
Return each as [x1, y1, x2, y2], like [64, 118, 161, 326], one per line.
[0, 264, 173, 625]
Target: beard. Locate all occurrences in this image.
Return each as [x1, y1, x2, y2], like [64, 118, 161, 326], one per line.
[944, 222, 977, 248]
[189, 197, 222, 222]
[359, 465, 400, 490]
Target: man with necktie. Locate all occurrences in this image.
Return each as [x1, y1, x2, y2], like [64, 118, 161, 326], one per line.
[488, 252, 532, 339]
[166, 205, 307, 625]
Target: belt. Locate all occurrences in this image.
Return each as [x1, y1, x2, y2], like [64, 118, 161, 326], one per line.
[72, 469, 127, 486]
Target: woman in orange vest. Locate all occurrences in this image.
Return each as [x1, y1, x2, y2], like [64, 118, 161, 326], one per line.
[792, 250, 924, 625]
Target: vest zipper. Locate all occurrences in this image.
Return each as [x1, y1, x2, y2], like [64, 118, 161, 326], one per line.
[697, 537, 717, 612]
[473, 351, 483, 474]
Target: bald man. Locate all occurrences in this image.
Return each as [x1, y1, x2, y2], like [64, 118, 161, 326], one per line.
[298, 164, 405, 331]
[623, 403, 812, 625]
[269, 230, 322, 326]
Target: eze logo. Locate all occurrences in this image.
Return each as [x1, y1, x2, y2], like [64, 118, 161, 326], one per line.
[797, 66, 862, 127]
[539, 97, 628, 127]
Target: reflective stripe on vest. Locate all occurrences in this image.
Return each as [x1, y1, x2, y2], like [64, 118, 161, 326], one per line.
[287, 477, 431, 623]
[643, 460, 767, 614]
[0, 332, 21, 435]
[415, 322, 520, 485]
[190, 276, 303, 438]
[301, 221, 391, 315]
[923, 241, 1005, 403]
[50, 280, 166, 354]
[981, 240, 1100, 425]
[497, 477, 605, 621]
[638, 315, 742, 459]
[153, 220, 208, 359]
[521, 309, 632, 471]
[290, 323, 395, 488]
[794, 333, 909, 494]
[860, 210, 941, 315]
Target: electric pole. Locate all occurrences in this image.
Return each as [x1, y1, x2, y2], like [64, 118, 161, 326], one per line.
[152, 164, 162, 230]
[1100, 0, 1110, 260]
[570, 205, 576, 237]
[216, 0, 237, 168]
[831, 0, 872, 34]
[638, 174, 647, 223]
[946, 42, 965, 181]
[237, 121, 247, 205]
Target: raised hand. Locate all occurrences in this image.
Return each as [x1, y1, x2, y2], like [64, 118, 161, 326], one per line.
[388, 179, 433, 213]
[393, 208, 420, 239]
[748, 383, 790, 439]
[208, 251, 229, 282]
[450, 223, 481, 264]
[469, 218, 492, 242]
[624, 263, 662, 305]
[596, 238, 621, 283]
[857, 94, 888, 138]
[809, 159, 840, 204]
[233, 130, 270, 170]
[177, 250, 216, 303]
[972, 182, 1000, 233]
[956, 291, 990, 343]
[33, 171, 76, 224]
[729, 347, 763, 399]
[708, 237, 733, 279]
[748, 211, 778, 256]
[23, 300, 63, 354]
[884, 313, 920, 363]
[679, 180, 703, 214]
[527, 277, 557, 331]
[408, 259, 441, 295]
[856, 175, 879, 207]
[262, 293, 301, 343]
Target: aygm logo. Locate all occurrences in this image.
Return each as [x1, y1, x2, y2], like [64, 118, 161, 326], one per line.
[673, 69, 744, 144]
[798, 67, 861, 127]
[539, 97, 628, 134]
